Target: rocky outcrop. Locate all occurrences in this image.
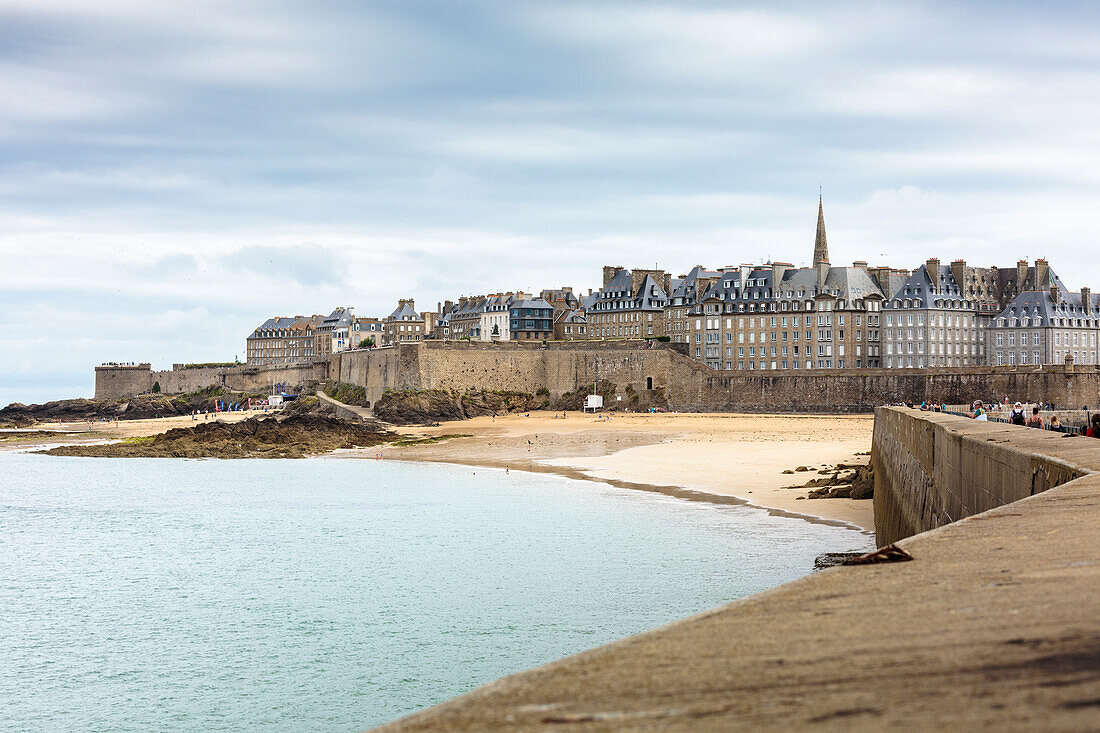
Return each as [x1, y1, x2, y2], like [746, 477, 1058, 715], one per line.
[41, 413, 392, 459]
[0, 386, 266, 427]
[796, 463, 875, 500]
[373, 389, 551, 425]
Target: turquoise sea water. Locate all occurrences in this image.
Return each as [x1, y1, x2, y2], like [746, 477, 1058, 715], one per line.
[0, 454, 872, 731]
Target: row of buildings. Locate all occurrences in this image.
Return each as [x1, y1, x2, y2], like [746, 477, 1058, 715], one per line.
[246, 199, 1099, 372]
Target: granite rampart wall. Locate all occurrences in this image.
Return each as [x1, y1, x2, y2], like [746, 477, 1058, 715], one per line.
[327, 340, 673, 406]
[94, 364, 153, 401]
[95, 343, 1100, 411]
[94, 361, 326, 400]
[665, 358, 1100, 412]
[871, 406, 1096, 545]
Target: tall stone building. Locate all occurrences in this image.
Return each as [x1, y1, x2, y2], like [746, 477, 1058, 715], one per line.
[883, 258, 1059, 368]
[315, 307, 355, 356]
[882, 261, 986, 368]
[666, 265, 721, 344]
[246, 314, 322, 366]
[587, 266, 671, 339]
[987, 280, 1099, 367]
[383, 299, 426, 345]
[685, 200, 885, 370]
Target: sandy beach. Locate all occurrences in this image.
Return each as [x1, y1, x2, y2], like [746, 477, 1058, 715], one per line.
[372, 411, 875, 530]
[4, 409, 876, 530]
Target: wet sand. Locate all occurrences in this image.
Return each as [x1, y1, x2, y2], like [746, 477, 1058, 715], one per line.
[368, 412, 875, 530]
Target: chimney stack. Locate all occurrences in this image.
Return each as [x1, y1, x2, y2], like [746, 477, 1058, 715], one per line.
[1035, 258, 1050, 289]
[852, 260, 868, 269]
[772, 262, 792, 289]
[870, 267, 894, 298]
[1083, 287, 1092, 314]
[951, 260, 967, 294]
[1016, 260, 1028, 292]
[603, 265, 623, 289]
[1050, 285, 1060, 304]
[926, 258, 941, 289]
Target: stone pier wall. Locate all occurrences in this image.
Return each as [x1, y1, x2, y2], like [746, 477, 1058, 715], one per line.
[871, 406, 1096, 545]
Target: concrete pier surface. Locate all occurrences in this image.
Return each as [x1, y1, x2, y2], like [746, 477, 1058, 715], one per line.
[375, 410, 1100, 731]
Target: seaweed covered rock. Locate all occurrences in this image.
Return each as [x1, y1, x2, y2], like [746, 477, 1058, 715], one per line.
[373, 389, 550, 425]
[41, 413, 392, 459]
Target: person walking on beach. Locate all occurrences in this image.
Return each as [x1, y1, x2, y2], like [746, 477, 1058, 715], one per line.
[1009, 402, 1026, 426]
[1026, 407, 1044, 429]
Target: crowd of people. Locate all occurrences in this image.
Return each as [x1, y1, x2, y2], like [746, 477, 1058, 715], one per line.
[889, 397, 1100, 436]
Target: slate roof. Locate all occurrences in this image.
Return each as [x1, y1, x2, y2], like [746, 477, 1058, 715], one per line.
[511, 298, 553, 310]
[885, 265, 970, 309]
[698, 265, 885, 309]
[387, 302, 422, 321]
[557, 308, 587, 324]
[995, 288, 1100, 325]
[248, 315, 319, 339]
[668, 265, 721, 305]
[591, 269, 669, 312]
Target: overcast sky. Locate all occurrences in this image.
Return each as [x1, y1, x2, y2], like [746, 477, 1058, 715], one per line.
[3, 0, 1100, 404]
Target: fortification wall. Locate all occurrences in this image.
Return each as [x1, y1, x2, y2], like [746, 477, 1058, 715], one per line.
[328, 341, 674, 406]
[94, 364, 153, 400]
[665, 356, 1100, 412]
[220, 362, 325, 393]
[94, 361, 325, 400]
[871, 407, 1098, 545]
[150, 366, 230, 395]
[95, 343, 1100, 409]
[330, 347, 409, 406]
[417, 342, 548, 394]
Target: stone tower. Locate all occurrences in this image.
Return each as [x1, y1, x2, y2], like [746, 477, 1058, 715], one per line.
[813, 195, 830, 265]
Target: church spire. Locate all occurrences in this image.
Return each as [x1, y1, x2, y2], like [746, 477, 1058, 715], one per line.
[813, 194, 830, 265]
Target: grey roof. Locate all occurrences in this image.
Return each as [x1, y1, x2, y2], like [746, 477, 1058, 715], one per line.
[995, 288, 1100, 325]
[248, 315, 315, 339]
[319, 307, 355, 330]
[511, 298, 553, 310]
[822, 267, 885, 301]
[668, 265, 721, 305]
[697, 264, 885, 309]
[387, 302, 421, 321]
[885, 265, 971, 309]
[592, 269, 668, 312]
[557, 308, 587, 323]
[541, 289, 580, 307]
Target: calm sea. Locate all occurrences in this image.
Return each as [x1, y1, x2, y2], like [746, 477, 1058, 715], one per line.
[0, 453, 871, 731]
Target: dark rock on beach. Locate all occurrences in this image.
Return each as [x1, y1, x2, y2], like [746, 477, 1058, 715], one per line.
[799, 463, 875, 500]
[40, 412, 393, 459]
[0, 386, 267, 427]
[373, 388, 551, 425]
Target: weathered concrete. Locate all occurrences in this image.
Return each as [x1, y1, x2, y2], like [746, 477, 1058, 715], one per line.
[873, 408, 1092, 545]
[373, 409, 1100, 731]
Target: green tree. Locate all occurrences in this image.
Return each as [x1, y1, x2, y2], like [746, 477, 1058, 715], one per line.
[151, 381, 161, 393]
